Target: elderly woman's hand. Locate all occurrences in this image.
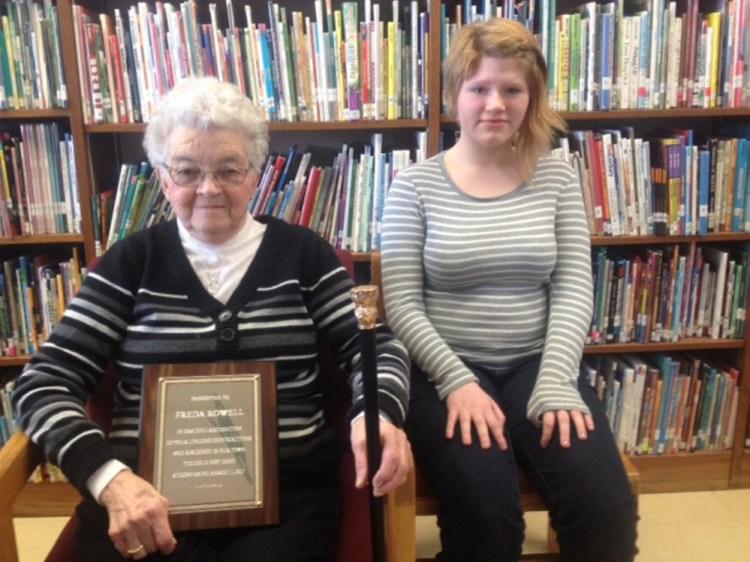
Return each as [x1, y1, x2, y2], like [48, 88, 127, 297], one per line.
[99, 470, 177, 559]
[351, 417, 413, 497]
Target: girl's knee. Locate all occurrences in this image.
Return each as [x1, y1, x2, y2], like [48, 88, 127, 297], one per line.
[554, 490, 639, 562]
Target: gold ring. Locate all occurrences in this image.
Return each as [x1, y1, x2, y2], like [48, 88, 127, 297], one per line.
[127, 544, 145, 555]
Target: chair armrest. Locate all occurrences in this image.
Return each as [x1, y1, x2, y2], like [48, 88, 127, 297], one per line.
[0, 431, 44, 562]
[385, 450, 417, 562]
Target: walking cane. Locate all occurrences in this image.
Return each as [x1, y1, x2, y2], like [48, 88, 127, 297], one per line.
[350, 285, 387, 562]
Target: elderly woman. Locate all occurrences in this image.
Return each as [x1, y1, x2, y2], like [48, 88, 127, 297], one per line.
[13, 77, 411, 561]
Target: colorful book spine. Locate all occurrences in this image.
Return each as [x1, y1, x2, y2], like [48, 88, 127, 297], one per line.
[342, 2, 360, 120]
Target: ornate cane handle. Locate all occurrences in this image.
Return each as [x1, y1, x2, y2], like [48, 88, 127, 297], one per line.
[350, 285, 379, 330]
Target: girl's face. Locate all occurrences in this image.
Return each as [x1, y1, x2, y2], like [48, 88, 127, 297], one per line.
[160, 126, 259, 245]
[454, 56, 530, 153]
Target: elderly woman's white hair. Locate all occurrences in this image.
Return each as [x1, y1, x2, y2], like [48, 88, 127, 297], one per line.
[143, 76, 269, 171]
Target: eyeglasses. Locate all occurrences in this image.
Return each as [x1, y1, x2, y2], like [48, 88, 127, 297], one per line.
[164, 166, 251, 188]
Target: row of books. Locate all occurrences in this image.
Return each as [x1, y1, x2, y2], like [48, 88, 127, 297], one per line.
[93, 133, 423, 256]
[6, 0, 750, 120]
[0, 373, 69, 482]
[554, 127, 750, 237]
[0, 250, 85, 358]
[449, 0, 750, 111]
[0, 376, 17, 448]
[89, 130, 750, 257]
[587, 353, 740, 455]
[72, 0, 429, 125]
[454, 0, 536, 29]
[589, 245, 749, 346]
[0, 123, 81, 237]
[0, 0, 68, 110]
[249, 133, 423, 251]
[91, 163, 173, 255]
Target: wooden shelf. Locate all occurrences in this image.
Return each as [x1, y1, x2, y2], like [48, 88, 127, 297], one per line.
[583, 338, 744, 355]
[0, 109, 69, 120]
[84, 118, 429, 134]
[0, 356, 31, 367]
[739, 450, 750, 489]
[590, 233, 750, 246]
[12, 481, 80, 518]
[561, 107, 750, 121]
[270, 119, 428, 132]
[629, 452, 732, 493]
[0, 234, 85, 246]
[441, 108, 750, 127]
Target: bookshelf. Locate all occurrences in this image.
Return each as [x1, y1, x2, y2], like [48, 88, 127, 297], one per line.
[0, 0, 94, 406]
[578, 231, 750, 492]
[1, 0, 750, 520]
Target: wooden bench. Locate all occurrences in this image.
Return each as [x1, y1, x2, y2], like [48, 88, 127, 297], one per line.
[370, 251, 640, 561]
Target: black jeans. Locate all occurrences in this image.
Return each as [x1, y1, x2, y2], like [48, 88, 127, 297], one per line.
[405, 355, 638, 562]
[75, 442, 343, 562]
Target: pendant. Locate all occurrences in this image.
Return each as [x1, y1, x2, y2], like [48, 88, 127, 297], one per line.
[206, 275, 220, 294]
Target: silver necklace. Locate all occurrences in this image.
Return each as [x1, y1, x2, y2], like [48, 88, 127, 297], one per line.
[205, 270, 221, 294]
[196, 254, 223, 294]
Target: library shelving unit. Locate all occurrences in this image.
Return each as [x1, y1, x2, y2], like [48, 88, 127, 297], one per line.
[0, 0, 96, 515]
[557, 104, 750, 492]
[2, 0, 750, 519]
[584, 231, 750, 493]
[0, 0, 96, 362]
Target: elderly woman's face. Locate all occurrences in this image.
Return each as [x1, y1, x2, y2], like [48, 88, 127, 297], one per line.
[160, 126, 259, 245]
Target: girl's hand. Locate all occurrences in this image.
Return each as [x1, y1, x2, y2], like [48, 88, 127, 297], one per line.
[540, 409, 595, 448]
[445, 382, 508, 450]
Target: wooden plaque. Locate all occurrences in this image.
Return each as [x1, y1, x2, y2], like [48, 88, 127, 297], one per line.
[138, 362, 278, 531]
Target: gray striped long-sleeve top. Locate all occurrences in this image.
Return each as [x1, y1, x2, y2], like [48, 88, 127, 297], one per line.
[381, 152, 593, 424]
[13, 216, 410, 493]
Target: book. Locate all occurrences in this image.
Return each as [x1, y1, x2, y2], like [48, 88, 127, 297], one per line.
[614, 362, 636, 452]
[111, 10, 132, 122]
[599, 131, 623, 236]
[705, 11, 722, 108]
[309, 165, 334, 233]
[83, 22, 105, 124]
[298, 165, 324, 228]
[662, 2, 682, 109]
[668, 372, 691, 453]
[570, 130, 604, 235]
[98, 13, 120, 123]
[259, 153, 288, 215]
[619, 355, 648, 454]
[342, 2, 361, 120]
[597, 4, 614, 110]
[649, 136, 682, 236]
[117, 163, 150, 240]
[652, 353, 678, 454]
[696, 361, 719, 450]
[701, 246, 730, 338]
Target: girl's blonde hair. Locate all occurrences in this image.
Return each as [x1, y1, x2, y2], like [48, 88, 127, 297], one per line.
[443, 18, 566, 181]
